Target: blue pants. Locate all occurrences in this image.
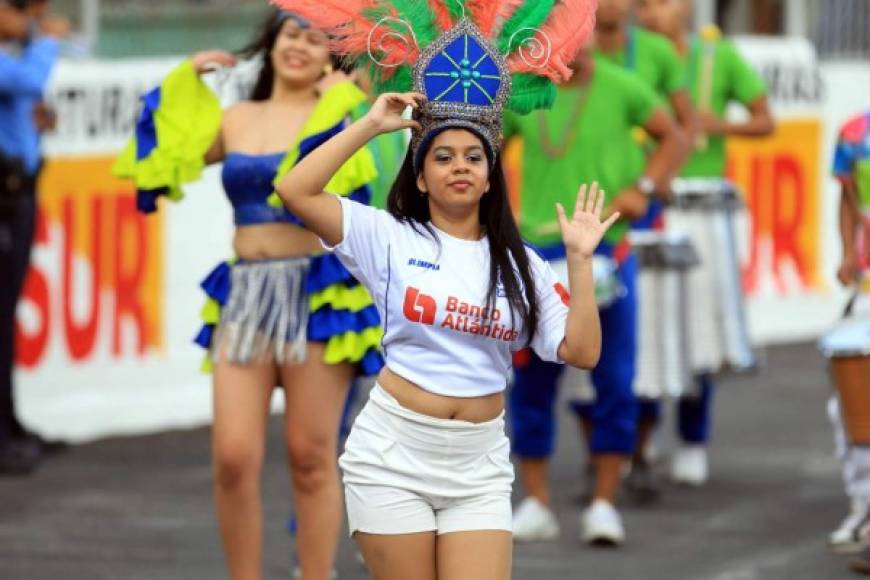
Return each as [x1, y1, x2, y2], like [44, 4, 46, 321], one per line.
[510, 253, 638, 457]
[636, 373, 715, 444]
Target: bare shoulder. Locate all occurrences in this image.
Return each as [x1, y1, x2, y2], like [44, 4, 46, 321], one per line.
[223, 100, 262, 125]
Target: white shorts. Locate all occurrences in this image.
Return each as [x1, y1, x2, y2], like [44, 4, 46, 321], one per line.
[340, 385, 514, 536]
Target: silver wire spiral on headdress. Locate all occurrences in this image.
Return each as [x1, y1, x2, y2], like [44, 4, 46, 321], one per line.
[508, 28, 553, 71]
[367, 17, 420, 69]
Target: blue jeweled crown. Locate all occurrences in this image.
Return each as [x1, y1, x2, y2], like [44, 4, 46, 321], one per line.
[411, 19, 512, 168]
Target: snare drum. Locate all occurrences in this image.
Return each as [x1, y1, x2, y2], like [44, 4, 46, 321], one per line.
[819, 317, 870, 445]
[667, 178, 755, 372]
[630, 230, 700, 399]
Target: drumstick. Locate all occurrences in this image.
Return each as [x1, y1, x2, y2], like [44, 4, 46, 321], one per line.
[695, 24, 721, 151]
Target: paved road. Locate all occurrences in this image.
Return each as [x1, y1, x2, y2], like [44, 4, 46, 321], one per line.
[0, 342, 860, 579]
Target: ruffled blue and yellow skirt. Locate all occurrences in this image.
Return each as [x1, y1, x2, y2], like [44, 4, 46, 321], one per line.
[195, 252, 383, 376]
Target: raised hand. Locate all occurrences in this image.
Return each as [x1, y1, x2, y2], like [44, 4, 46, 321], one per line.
[191, 50, 238, 75]
[556, 183, 620, 259]
[363, 92, 424, 135]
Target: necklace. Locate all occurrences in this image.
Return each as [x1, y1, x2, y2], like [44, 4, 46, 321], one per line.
[537, 86, 591, 159]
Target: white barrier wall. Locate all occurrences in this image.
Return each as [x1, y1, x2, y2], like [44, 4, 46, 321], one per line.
[13, 47, 870, 441]
[17, 59, 239, 442]
[729, 38, 870, 343]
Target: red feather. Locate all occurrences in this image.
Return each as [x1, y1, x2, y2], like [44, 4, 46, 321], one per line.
[428, 0, 455, 30]
[493, 0, 525, 35]
[507, 0, 596, 82]
[271, 0, 419, 67]
[466, 0, 503, 36]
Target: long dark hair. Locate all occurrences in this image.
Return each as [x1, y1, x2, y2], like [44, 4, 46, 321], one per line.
[238, 9, 348, 102]
[387, 141, 540, 344]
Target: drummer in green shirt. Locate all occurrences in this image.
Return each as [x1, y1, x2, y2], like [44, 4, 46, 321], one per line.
[636, 0, 774, 487]
[586, 0, 697, 505]
[507, 46, 685, 546]
[595, 0, 695, 134]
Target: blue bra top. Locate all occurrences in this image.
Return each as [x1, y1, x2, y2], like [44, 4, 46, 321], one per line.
[221, 151, 303, 227]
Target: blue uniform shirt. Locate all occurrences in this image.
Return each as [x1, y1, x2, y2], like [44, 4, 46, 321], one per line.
[0, 37, 59, 175]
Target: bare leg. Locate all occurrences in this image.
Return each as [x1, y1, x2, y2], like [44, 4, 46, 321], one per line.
[355, 532, 437, 580]
[592, 454, 625, 503]
[579, 416, 594, 447]
[517, 458, 551, 506]
[437, 531, 512, 580]
[634, 415, 656, 466]
[281, 342, 354, 580]
[212, 360, 276, 580]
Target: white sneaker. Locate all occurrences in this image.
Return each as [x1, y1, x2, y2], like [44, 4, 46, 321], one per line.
[671, 445, 709, 486]
[581, 499, 625, 546]
[830, 500, 870, 554]
[512, 497, 560, 541]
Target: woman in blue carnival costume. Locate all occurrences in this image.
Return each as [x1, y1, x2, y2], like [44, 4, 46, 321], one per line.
[271, 0, 600, 577]
[115, 9, 383, 580]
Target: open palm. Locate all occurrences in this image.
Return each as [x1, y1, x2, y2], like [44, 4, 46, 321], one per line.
[556, 183, 621, 259]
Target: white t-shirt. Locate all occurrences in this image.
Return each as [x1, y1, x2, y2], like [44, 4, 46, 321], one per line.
[328, 196, 571, 397]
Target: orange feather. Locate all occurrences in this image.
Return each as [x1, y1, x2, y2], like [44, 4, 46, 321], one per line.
[428, 0, 455, 30]
[507, 0, 596, 82]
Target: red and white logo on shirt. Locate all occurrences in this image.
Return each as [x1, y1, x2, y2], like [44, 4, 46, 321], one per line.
[403, 287, 437, 325]
[401, 286, 519, 342]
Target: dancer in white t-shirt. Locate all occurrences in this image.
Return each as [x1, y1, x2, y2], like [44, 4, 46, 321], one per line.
[271, 2, 600, 577]
[280, 92, 615, 578]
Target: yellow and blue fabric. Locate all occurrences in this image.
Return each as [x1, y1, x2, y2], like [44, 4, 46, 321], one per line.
[196, 81, 384, 376]
[113, 60, 222, 214]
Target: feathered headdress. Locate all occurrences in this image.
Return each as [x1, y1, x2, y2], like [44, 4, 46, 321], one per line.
[271, 0, 596, 168]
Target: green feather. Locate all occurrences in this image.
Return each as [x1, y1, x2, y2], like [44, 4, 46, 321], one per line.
[373, 65, 414, 95]
[507, 74, 555, 114]
[497, 0, 556, 53]
[363, 1, 441, 48]
[447, 1, 466, 22]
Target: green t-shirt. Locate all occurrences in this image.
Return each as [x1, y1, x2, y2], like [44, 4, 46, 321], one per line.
[595, 26, 685, 178]
[504, 60, 661, 247]
[680, 37, 767, 177]
[594, 26, 685, 100]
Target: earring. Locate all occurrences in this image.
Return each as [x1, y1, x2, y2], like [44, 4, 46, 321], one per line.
[323, 63, 334, 75]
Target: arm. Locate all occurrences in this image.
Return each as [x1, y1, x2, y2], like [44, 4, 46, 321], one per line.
[701, 95, 775, 138]
[555, 184, 620, 368]
[669, 88, 697, 137]
[190, 50, 236, 166]
[703, 41, 774, 139]
[661, 38, 697, 139]
[203, 130, 225, 166]
[0, 38, 59, 98]
[641, 106, 688, 193]
[837, 179, 862, 286]
[276, 92, 422, 247]
[608, 106, 686, 220]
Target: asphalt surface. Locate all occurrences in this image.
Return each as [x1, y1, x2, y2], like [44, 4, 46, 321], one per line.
[0, 341, 861, 579]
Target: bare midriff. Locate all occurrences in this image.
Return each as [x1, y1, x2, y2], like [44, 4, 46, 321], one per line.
[376, 367, 505, 424]
[232, 222, 324, 260]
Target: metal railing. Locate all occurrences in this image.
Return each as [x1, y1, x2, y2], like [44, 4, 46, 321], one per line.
[811, 0, 870, 60]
